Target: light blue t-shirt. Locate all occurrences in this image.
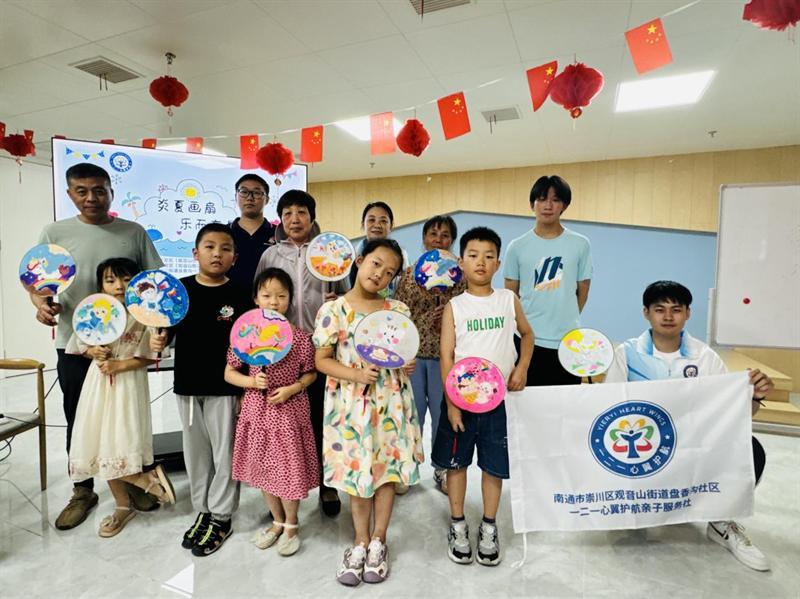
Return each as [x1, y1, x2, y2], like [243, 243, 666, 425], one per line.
[503, 227, 592, 349]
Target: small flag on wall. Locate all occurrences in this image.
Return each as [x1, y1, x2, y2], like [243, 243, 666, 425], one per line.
[526, 60, 558, 111]
[437, 92, 471, 140]
[370, 112, 396, 155]
[142, 138, 157, 149]
[186, 137, 203, 153]
[240, 134, 259, 168]
[24, 129, 35, 156]
[301, 125, 324, 163]
[100, 139, 115, 144]
[0, 122, 5, 139]
[625, 18, 673, 74]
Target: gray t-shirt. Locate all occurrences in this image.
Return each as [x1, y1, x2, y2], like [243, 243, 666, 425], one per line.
[38, 216, 163, 348]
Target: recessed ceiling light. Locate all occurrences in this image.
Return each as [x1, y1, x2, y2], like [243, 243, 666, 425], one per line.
[614, 70, 715, 112]
[334, 116, 403, 141]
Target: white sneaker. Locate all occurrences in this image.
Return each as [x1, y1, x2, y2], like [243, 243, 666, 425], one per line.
[707, 521, 770, 571]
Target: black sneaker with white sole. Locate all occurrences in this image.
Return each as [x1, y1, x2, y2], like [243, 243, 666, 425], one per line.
[447, 520, 473, 564]
[476, 520, 501, 566]
[191, 517, 232, 556]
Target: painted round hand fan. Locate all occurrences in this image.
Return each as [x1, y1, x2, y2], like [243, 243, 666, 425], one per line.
[413, 248, 462, 292]
[19, 243, 77, 296]
[306, 231, 355, 282]
[557, 327, 614, 377]
[445, 357, 506, 413]
[72, 293, 126, 346]
[354, 309, 419, 369]
[230, 308, 294, 367]
[125, 269, 189, 328]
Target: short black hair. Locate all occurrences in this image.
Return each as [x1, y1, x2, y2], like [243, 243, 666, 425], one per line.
[360, 238, 404, 274]
[643, 281, 693, 308]
[422, 215, 457, 242]
[96, 257, 139, 292]
[459, 226, 501, 257]
[195, 222, 236, 250]
[530, 175, 572, 206]
[66, 163, 111, 186]
[361, 201, 394, 225]
[253, 267, 294, 304]
[276, 189, 316, 222]
[235, 173, 269, 194]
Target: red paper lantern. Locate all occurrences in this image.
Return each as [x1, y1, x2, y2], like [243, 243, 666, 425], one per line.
[256, 143, 295, 185]
[149, 75, 189, 114]
[1, 133, 35, 158]
[396, 119, 431, 157]
[549, 63, 605, 119]
[743, 0, 800, 31]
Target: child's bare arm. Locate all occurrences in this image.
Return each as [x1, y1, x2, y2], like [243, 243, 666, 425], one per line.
[224, 363, 266, 389]
[97, 357, 153, 376]
[315, 346, 378, 385]
[508, 295, 534, 391]
[439, 303, 464, 432]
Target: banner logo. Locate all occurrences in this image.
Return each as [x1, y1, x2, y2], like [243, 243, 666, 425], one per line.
[109, 152, 132, 172]
[589, 401, 676, 478]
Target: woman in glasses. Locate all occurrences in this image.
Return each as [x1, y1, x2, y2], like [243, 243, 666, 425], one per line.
[227, 174, 277, 288]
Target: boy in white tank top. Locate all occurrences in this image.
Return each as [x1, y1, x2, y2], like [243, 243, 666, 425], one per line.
[432, 227, 534, 567]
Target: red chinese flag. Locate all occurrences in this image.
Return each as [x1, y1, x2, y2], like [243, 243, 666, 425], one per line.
[186, 137, 203, 153]
[53, 135, 66, 139]
[142, 138, 157, 149]
[370, 112, 395, 155]
[526, 60, 558, 111]
[625, 18, 673, 74]
[0, 122, 5, 139]
[300, 126, 324, 163]
[100, 138, 115, 144]
[240, 134, 259, 168]
[24, 129, 36, 156]
[437, 92, 471, 140]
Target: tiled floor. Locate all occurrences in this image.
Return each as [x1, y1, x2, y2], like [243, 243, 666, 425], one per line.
[1, 369, 799, 598]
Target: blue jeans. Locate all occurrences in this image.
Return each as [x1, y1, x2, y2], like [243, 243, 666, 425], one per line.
[410, 358, 443, 457]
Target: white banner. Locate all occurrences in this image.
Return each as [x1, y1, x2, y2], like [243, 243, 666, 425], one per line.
[507, 372, 754, 532]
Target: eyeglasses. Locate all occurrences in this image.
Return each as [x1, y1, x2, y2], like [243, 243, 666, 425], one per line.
[237, 189, 266, 200]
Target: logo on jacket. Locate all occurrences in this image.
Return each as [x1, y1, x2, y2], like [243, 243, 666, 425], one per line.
[683, 365, 699, 378]
[533, 256, 563, 291]
[589, 401, 676, 478]
[218, 305, 234, 321]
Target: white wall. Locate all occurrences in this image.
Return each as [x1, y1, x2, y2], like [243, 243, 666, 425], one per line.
[0, 157, 58, 368]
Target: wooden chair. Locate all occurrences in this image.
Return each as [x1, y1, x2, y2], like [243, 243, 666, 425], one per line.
[0, 359, 47, 490]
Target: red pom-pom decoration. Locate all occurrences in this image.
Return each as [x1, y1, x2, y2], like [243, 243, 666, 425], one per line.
[396, 119, 431, 157]
[743, 0, 800, 31]
[256, 142, 295, 175]
[549, 63, 604, 119]
[1, 133, 35, 158]
[149, 75, 189, 110]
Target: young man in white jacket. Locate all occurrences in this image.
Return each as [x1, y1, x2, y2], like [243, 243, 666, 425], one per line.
[604, 281, 774, 572]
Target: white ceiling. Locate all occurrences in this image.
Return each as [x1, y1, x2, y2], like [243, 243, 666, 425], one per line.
[1, 0, 799, 182]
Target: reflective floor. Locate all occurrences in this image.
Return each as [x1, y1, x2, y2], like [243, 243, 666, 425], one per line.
[1, 369, 799, 598]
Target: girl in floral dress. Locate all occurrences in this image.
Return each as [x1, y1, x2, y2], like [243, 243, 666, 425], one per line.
[224, 267, 318, 557]
[314, 239, 423, 587]
[68, 258, 176, 538]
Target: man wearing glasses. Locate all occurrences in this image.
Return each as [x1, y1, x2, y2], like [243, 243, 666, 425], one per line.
[228, 174, 276, 288]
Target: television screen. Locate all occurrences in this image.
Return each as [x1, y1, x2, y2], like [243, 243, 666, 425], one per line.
[52, 138, 307, 276]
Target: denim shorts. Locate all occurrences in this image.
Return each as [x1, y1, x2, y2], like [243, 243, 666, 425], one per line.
[431, 399, 509, 479]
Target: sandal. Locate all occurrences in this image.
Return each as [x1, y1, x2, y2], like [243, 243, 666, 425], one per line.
[144, 464, 176, 505]
[98, 506, 136, 538]
[277, 523, 301, 556]
[253, 521, 283, 549]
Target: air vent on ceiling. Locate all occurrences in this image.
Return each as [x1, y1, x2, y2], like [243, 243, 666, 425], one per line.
[71, 57, 142, 84]
[481, 106, 521, 123]
[409, 0, 471, 16]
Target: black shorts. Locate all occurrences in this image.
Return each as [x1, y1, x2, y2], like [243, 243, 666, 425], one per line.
[431, 399, 509, 479]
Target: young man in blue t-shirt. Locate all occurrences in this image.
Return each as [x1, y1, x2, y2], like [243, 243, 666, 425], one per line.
[504, 175, 592, 386]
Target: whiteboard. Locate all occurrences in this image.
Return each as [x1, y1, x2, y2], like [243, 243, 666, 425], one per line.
[712, 183, 800, 349]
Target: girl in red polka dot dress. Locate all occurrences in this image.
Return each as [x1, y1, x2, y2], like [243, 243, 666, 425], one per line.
[224, 267, 318, 557]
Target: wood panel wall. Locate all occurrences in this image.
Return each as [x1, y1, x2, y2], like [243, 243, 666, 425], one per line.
[309, 145, 800, 238]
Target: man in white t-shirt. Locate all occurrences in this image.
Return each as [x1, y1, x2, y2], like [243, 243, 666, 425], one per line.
[604, 281, 774, 572]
